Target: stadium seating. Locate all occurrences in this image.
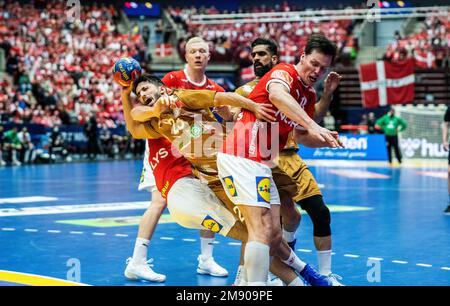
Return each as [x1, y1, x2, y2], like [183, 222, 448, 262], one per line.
[384, 12, 450, 68]
[168, 5, 357, 64]
[0, 1, 147, 127]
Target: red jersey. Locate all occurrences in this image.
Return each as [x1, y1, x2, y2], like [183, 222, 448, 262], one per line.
[222, 63, 316, 162]
[162, 69, 225, 92]
[143, 69, 224, 196]
[147, 138, 192, 198]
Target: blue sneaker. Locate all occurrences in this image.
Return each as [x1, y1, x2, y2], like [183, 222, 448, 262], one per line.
[299, 264, 332, 286]
[287, 239, 297, 250]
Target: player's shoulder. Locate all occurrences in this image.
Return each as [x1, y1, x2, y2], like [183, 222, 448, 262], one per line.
[271, 63, 296, 74]
[164, 70, 185, 80]
[236, 79, 259, 97]
[264, 63, 297, 87]
[206, 78, 224, 92]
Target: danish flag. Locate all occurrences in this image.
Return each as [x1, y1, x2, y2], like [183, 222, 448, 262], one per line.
[359, 59, 415, 108]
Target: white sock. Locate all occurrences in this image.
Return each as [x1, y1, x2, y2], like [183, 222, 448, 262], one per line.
[12, 150, 18, 163]
[282, 229, 296, 243]
[200, 237, 214, 259]
[244, 241, 270, 286]
[288, 276, 305, 286]
[131, 237, 149, 264]
[282, 249, 306, 273]
[317, 250, 332, 275]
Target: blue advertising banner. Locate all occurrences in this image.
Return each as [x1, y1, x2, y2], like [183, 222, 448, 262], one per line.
[298, 133, 388, 161]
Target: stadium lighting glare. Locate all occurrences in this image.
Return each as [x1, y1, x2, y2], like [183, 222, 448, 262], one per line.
[130, 2, 138, 9]
[145, 2, 153, 9]
[397, 1, 405, 7]
[382, 1, 390, 8]
[378, 1, 383, 8]
[124, 2, 131, 8]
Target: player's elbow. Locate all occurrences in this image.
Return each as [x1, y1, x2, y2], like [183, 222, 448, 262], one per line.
[130, 108, 145, 122]
[213, 92, 226, 107]
[127, 126, 146, 139]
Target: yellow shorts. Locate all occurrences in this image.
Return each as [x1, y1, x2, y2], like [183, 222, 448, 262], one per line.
[274, 152, 322, 202]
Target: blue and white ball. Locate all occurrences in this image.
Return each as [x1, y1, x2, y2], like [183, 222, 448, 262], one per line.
[112, 57, 142, 87]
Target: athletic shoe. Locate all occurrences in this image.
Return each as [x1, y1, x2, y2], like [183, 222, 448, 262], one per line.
[327, 273, 345, 286]
[197, 255, 228, 277]
[444, 205, 450, 215]
[232, 265, 245, 286]
[0, 160, 6, 166]
[287, 239, 297, 250]
[267, 272, 284, 286]
[124, 258, 166, 282]
[299, 264, 332, 286]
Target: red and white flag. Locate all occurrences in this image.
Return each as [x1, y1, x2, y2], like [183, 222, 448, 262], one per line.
[155, 43, 172, 57]
[414, 50, 436, 68]
[359, 59, 415, 108]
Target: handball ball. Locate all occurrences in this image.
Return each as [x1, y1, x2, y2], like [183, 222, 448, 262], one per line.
[112, 57, 142, 87]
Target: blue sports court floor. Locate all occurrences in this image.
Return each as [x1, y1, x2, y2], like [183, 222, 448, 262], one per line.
[0, 158, 449, 286]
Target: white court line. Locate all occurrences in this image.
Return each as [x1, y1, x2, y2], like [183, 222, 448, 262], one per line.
[3, 227, 448, 273]
[416, 263, 432, 268]
[392, 260, 408, 264]
[0, 201, 149, 217]
[228, 242, 241, 246]
[344, 254, 360, 258]
[0, 196, 59, 204]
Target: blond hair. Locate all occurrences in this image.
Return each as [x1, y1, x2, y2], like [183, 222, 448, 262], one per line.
[185, 37, 209, 53]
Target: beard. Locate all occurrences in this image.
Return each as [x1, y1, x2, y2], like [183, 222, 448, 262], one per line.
[142, 92, 161, 106]
[254, 62, 273, 77]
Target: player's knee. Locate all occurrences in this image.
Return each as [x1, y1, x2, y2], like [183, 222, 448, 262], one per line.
[151, 197, 167, 212]
[288, 208, 301, 228]
[299, 195, 331, 237]
[312, 205, 331, 237]
[255, 211, 273, 244]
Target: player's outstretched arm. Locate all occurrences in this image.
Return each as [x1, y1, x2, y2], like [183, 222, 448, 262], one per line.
[174, 89, 275, 122]
[121, 87, 160, 139]
[268, 82, 342, 148]
[214, 92, 276, 122]
[294, 129, 343, 148]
